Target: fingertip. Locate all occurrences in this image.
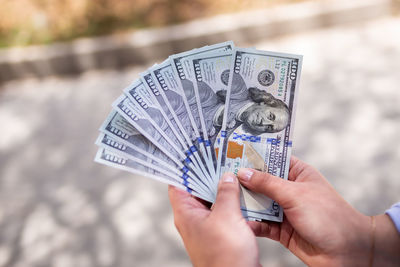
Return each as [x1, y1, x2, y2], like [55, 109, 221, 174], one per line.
[213, 173, 241, 216]
[169, 184, 189, 194]
[220, 172, 237, 184]
[168, 184, 180, 196]
[168, 185, 190, 203]
[168, 184, 174, 193]
[237, 168, 255, 182]
[238, 169, 293, 206]
[168, 184, 175, 197]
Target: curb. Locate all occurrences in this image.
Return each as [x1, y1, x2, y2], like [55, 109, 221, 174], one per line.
[0, 0, 393, 83]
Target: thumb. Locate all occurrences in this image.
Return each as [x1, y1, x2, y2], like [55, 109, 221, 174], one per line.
[237, 168, 294, 207]
[211, 173, 242, 218]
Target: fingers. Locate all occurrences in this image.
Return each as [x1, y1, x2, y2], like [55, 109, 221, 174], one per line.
[289, 156, 328, 184]
[168, 185, 191, 216]
[168, 185, 204, 235]
[288, 156, 310, 182]
[211, 173, 242, 218]
[289, 155, 300, 168]
[247, 221, 281, 241]
[237, 168, 294, 207]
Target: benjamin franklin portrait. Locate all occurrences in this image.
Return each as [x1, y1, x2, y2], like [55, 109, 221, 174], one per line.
[201, 72, 290, 144]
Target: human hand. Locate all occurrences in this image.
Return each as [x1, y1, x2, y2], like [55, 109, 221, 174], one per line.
[168, 174, 260, 267]
[238, 156, 400, 266]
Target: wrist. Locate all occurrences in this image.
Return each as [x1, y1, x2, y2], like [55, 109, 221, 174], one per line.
[371, 214, 400, 266]
[337, 213, 400, 267]
[336, 212, 371, 266]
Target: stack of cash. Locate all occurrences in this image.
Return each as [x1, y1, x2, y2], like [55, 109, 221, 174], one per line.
[94, 41, 302, 222]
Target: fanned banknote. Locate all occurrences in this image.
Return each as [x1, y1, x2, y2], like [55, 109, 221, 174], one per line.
[188, 51, 233, 181]
[112, 94, 214, 200]
[169, 42, 234, 182]
[94, 41, 302, 222]
[219, 47, 302, 221]
[139, 70, 214, 188]
[148, 58, 217, 184]
[123, 78, 212, 185]
[94, 148, 210, 201]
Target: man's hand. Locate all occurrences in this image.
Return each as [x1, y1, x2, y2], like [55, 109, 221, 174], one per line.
[168, 173, 260, 267]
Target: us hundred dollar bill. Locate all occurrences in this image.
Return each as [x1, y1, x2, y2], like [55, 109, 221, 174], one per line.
[96, 132, 180, 176]
[148, 58, 216, 182]
[169, 42, 234, 180]
[220, 48, 302, 221]
[100, 110, 180, 173]
[95, 133, 211, 199]
[123, 78, 212, 184]
[189, 51, 233, 184]
[98, 110, 210, 198]
[139, 70, 214, 186]
[112, 95, 214, 199]
[95, 148, 209, 201]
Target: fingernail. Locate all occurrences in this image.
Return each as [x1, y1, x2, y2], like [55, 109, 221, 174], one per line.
[222, 173, 236, 183]
[238, 168, 254, 181]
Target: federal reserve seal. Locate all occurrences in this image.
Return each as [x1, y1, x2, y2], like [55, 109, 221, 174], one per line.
[257, 70, 275, 87]
[220, 69, 230, 86]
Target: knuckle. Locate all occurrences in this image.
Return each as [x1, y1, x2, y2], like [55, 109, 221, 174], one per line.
[216, 187, 229, 199]
[260, 174, 274, 188]
[217, 182, 238, 195]
[252, 171, 284, 196]
[216, 183, 239, 204]
[254, 171, 273, 188]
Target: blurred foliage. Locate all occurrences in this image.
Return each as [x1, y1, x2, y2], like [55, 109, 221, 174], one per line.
[0, 0, 303, 47]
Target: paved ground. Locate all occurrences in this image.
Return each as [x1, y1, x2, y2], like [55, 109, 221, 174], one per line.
[0, 16, 399, 267]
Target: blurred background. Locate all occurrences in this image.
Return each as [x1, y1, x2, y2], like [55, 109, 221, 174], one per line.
[0, 0, 304, 47]
[0, 0, 399, 266]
